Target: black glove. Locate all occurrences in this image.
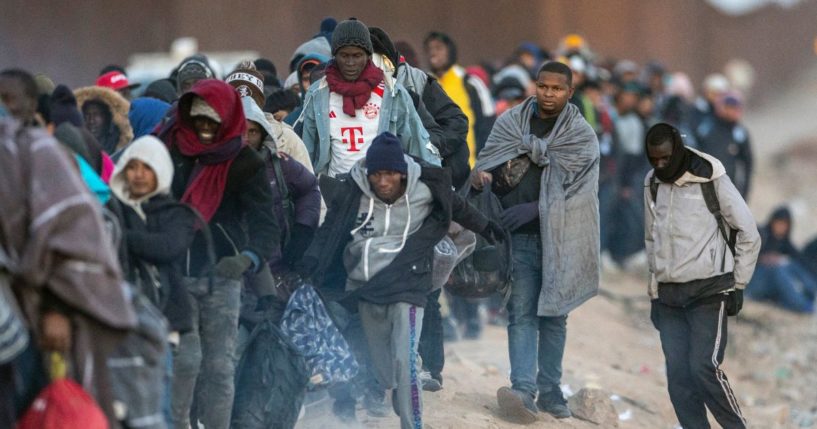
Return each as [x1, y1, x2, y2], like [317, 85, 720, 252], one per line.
[500, 202, 539, 232]
[650, 299, 660, 330]
[726, 289, 743, 316]
[214, 254, 253, 280]
[479, 220, 505, 245]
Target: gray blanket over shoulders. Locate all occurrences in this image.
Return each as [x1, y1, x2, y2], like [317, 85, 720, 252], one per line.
[474, 98, 600, 316]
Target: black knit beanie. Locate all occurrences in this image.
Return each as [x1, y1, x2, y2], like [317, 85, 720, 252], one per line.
[331, 18, 373, 55]
[369, 27, 400, 66]
[49, 84, 84, 127]
[366, 132, 407, 174]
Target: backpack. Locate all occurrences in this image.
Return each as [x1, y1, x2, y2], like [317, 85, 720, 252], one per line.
[649, 174, 737, 270]
[231, 315, 308, 429]
[446, 181, 513, 298]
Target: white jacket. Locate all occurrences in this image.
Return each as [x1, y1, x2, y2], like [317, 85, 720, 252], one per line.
[644, 149, 761, 298]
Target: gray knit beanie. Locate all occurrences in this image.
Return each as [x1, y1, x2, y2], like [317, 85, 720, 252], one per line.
[331, 18, 373, 55]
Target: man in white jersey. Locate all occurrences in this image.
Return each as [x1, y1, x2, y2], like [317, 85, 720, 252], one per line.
[296, 18, 439, 178]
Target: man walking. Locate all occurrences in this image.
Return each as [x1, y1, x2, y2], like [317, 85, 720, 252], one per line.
[472, 61, 600, 422]
[298, 132, 502, 428]
[644, 122, 760, 429]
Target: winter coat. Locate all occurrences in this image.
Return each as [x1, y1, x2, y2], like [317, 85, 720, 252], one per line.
[264, 112, 313, 173]
[169, 145, 278, 276]
[644, 148, 761, 298]
[109, 136, 195, 333]
[163, 85, 279, 276]
[296, 74, 441, 176]
[129, 97, 171, 140]
[395, 62, 470, 189]
[74, 86, 134, 153]
[258, 146, 321, 271]
[302, 162, 488, 307]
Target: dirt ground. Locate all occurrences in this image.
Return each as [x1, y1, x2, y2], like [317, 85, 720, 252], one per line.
[296, 64, 817, 429]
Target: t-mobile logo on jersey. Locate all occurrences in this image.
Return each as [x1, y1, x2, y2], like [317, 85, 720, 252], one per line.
[341, 126, 364, 152]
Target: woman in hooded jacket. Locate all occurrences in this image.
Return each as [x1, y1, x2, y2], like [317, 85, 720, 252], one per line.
[109, 135, 196, 335]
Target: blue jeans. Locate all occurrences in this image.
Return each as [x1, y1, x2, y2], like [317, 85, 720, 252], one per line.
[506, 234, 567, 396]
[746, 261, 817, 313]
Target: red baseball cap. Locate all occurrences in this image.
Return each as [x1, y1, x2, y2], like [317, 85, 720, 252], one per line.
[96, 71, 140, 91]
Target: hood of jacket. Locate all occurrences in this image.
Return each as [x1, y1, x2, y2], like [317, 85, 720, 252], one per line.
[290, 37, 332, 72]
[175, 79, 246, 147]
[242, 96, 277, 151]
[670, 147, 726, 186]
[74, 85, 133, 152]
[110, 135, 174, 218]
[129, 97, 170, 139]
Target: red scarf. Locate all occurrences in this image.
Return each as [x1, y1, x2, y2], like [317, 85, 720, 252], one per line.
[169, 79, 246, 223]
[325, 60, 384, 117]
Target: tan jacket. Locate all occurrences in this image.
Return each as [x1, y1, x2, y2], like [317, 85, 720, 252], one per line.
[264, 112, 312, 172]
[644, 149, 761, 298]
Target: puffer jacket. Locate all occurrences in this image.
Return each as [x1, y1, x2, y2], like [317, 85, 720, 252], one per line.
[644, 148, 761, 298]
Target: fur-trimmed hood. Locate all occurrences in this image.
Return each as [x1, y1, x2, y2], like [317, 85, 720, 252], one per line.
[74, 85, 133, 152]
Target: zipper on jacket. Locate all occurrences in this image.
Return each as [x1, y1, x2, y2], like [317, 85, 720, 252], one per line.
[668, 186, 675, 279]
[216, 223, 240, 256]
[383, 204, 392, 235]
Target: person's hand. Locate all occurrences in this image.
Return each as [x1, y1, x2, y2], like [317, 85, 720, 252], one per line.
[40, 311, 72, 353]
[726, 289, 743, 316]
[479, 221, 505, 245]
[500, 202, 539, 232]
[214, 254, 253, 280]
[471, 171, 493, 190]
[650, 299, 659, 330]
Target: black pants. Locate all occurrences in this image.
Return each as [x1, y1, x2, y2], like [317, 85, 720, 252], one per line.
[418, 289, 444, 379]
[656, 298, 747, 429]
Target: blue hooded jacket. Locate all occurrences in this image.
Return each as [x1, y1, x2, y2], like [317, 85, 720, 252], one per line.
[129, 97, 171, 139]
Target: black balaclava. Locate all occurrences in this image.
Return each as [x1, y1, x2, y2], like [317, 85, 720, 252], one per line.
[646, 122, 689, 183]
[369, 27, 400, 67]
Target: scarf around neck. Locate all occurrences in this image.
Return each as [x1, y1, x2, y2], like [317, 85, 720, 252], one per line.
[325, 60, 384, 117]
[170, 79, 246, 223]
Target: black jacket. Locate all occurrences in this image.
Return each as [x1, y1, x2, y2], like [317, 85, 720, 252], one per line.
[113, 195, 196, 333]
[169, 145, 280, 276]
[301, 165, 488, 308]
[695, 116, 753, 197]
[422, 78, 471, 189]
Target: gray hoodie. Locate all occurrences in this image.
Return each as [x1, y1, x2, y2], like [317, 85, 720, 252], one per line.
[344, 155, 433, 291]
[644, 148, 761, 298]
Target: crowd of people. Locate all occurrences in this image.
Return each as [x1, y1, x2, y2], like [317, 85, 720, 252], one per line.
[0, 15, 814, 429]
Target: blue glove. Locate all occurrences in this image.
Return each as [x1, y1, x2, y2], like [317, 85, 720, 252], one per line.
[500, 202, 539, 232]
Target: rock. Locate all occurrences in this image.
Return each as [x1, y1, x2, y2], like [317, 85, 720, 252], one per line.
[567, 388, 619, 427]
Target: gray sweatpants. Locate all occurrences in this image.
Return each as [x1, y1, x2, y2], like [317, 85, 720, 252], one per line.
[171, 276, 241, 429]
[359, 301, 424, 429]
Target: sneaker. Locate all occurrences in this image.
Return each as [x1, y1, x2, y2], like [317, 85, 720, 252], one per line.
[497, 387, 537, 424]
[536, 387, 571, 419]
[420, 370, 443, 392]
[363, 389, 390, 418]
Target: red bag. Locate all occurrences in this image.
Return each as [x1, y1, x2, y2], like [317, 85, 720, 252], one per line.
[17, 378, 108, 429]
